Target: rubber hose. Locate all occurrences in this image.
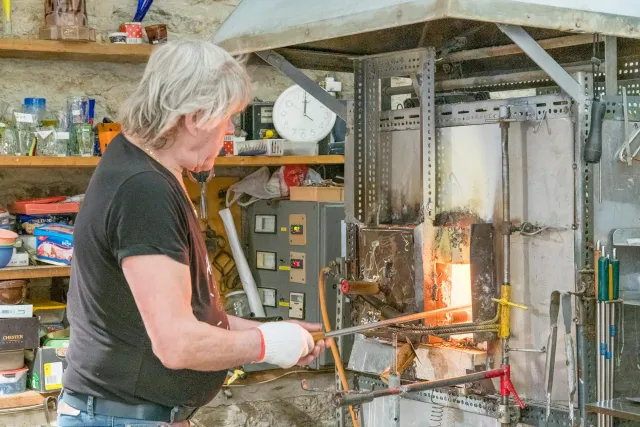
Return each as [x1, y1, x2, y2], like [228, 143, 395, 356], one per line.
[319, 267, 359, 427]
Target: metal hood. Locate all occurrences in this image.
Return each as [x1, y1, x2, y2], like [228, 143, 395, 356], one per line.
[212, 0, 640, 58]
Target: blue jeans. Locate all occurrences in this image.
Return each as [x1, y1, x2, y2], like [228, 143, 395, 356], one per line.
[57, 392, 189, 427]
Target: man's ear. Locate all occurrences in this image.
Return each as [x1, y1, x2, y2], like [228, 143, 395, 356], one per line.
[183, 112, 199, 137]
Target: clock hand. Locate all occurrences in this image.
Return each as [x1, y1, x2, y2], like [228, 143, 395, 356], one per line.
[303, 92, 308, 116]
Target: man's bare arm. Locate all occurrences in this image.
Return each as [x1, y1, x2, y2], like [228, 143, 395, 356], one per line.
[123, 254, 263, 371]
[227, 315, 261, 331]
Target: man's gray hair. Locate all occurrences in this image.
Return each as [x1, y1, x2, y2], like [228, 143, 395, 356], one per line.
[119, 40, 251, 148]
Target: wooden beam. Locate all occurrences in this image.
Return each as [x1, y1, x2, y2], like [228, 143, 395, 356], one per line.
[0, 266, 71, 280]
[444, 34, 594, 63]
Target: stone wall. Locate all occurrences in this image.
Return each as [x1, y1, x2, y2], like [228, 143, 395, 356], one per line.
[1, 2, 345, 426]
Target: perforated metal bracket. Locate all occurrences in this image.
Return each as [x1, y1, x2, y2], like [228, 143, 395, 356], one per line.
[602, 95, 640, 121]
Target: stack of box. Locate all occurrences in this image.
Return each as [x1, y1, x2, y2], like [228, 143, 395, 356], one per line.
[26, 300, 68, 393]
[0, 302, 39, 396]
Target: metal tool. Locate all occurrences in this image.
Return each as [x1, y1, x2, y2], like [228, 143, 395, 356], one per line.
[597, 246, 611, 427]
[310, 304, 471, 341]
[561, 292, 576, 426]
[187, 169, 214, 221]
[544, 291, 560, 424]
[585, 34, 606, 164]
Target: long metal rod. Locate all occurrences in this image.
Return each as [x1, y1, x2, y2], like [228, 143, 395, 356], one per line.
[322, 304, 472, 339]
[333, 368, 507, 408]
[499, 106, 512, 427]
[597, 301, 603, 427]
[497, 24, 587, 103]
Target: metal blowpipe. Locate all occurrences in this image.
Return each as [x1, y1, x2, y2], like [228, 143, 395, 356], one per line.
[310, 305, 471, 341]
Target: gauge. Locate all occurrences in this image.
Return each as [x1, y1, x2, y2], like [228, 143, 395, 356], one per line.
[259, 288, 277, 307]
[256, 251, 276, 271]
[255, 215, 276, 234]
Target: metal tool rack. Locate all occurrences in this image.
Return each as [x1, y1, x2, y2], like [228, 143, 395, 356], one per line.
[213, 2, 640, 426]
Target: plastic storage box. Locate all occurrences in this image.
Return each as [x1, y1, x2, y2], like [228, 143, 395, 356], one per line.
[34, 224, 73, 265]
[32, 300, 66, 324]
[0, 367, 28, 396]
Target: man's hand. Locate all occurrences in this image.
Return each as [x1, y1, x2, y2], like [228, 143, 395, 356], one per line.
[286, 320, 331, 366]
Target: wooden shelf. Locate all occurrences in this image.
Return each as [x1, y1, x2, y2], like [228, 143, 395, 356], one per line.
[0, 38, 152, 63]
[215, 155, 344, 167]
[0, 265, 70, 280]
[0, 156, 99, 168]
[0, 391, 44, 410]
[0, 155, 344, 168]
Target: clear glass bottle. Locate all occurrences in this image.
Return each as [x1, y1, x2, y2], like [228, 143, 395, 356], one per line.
[67, 95, 88, 127]
[53, 129, 69, 157]
[13, 111, 36, 156]
[23, 98, 46, 127]
[75, 124, 93, 157]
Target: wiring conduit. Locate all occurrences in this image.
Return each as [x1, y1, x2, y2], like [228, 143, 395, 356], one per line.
[319, 267, 359, 427]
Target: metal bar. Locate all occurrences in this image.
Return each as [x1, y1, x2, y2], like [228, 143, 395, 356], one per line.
[445, 34, 595, 63]
[604, 36, 618, 96]
[333, 368, 507, 407]
[255, 50, 348, 121]
[499, 105, 512, 427]
[497, 24, 587, 104]
[323, 304, 472, 339]
[436, 64, 592, 92]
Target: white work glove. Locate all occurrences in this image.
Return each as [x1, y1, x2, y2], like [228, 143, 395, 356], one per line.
[256, 322, 315, 368]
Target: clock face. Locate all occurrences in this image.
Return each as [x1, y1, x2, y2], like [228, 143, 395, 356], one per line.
[273, 85, 338, 143]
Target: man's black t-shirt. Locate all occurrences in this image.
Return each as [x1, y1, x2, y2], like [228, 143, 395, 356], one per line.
[63, 134, 229, 408]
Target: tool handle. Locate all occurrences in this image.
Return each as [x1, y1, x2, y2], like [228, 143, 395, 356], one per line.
[311, 331, 327, 342]
[597, 257, 610, 301]
[611, 259, 620, 300]
[584, 101, 607, 163]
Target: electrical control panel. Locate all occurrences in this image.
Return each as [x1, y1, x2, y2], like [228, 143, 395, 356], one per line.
[245, 200, 344, 370]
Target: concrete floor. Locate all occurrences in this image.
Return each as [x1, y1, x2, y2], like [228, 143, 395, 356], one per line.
[0, 371, 338, 427]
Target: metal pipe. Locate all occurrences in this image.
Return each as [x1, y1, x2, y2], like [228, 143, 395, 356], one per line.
[358, 295, 403, 319]
[314, 304, 472, 340]
[597, 301, 603, 427]
[499, 106, 512, 427]
[333, 368, 508, 408]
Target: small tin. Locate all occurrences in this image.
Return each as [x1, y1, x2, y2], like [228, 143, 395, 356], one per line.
[108, 32, 127, 44]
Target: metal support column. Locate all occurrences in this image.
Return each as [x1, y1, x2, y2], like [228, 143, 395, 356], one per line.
[497, 24, 587, 104]
[255, 50, 348, 120]
[604, 36, 618, 96]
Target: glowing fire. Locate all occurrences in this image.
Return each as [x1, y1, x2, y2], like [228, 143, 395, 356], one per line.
[449, 263, 472, 309]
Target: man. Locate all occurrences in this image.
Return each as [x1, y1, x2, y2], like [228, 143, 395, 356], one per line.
[57, 40, 327, 426]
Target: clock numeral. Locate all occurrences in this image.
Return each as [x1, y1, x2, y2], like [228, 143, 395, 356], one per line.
[310, 129, 316, 137]
[319, 121, 325, 129]
[300, 131, 306, 138]
[324, 111, 331, 119]
[284, 121, 288, 128]
[286, 100, 293, 108]
[280, 110, 287, 117]
[292, 128, 297, 134]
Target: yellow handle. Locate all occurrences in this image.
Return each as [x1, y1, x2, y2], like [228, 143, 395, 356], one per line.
[311, 331, 326, 342]
[3, 0, 10, 21]
[492, 298, 528, 310]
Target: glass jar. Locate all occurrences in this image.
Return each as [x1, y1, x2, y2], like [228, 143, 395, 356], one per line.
[35, 128, 56, 156]
[23, 98, 46, 127]
[13, 111, 36, 156]
[67, 95, 88, 126]
[224, 291, 251, 317]
[53, 130, 69, 157]
[75, 124, 93, 157]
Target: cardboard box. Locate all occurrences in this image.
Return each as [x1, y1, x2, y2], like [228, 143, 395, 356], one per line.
[0, 318, 39, 351]
[0, 305, 33, 319]
[26, 346, 68, 393]
[289, 186, 344, 202]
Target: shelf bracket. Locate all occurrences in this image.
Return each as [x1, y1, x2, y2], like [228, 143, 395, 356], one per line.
[497, 24, 587, 104]
[255, 50, 348, 121]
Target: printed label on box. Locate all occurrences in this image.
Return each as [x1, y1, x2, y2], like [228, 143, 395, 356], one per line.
[44, 362, 63, 391]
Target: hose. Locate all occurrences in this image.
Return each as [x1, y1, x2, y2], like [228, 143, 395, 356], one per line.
[319, 267, 359, 427]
